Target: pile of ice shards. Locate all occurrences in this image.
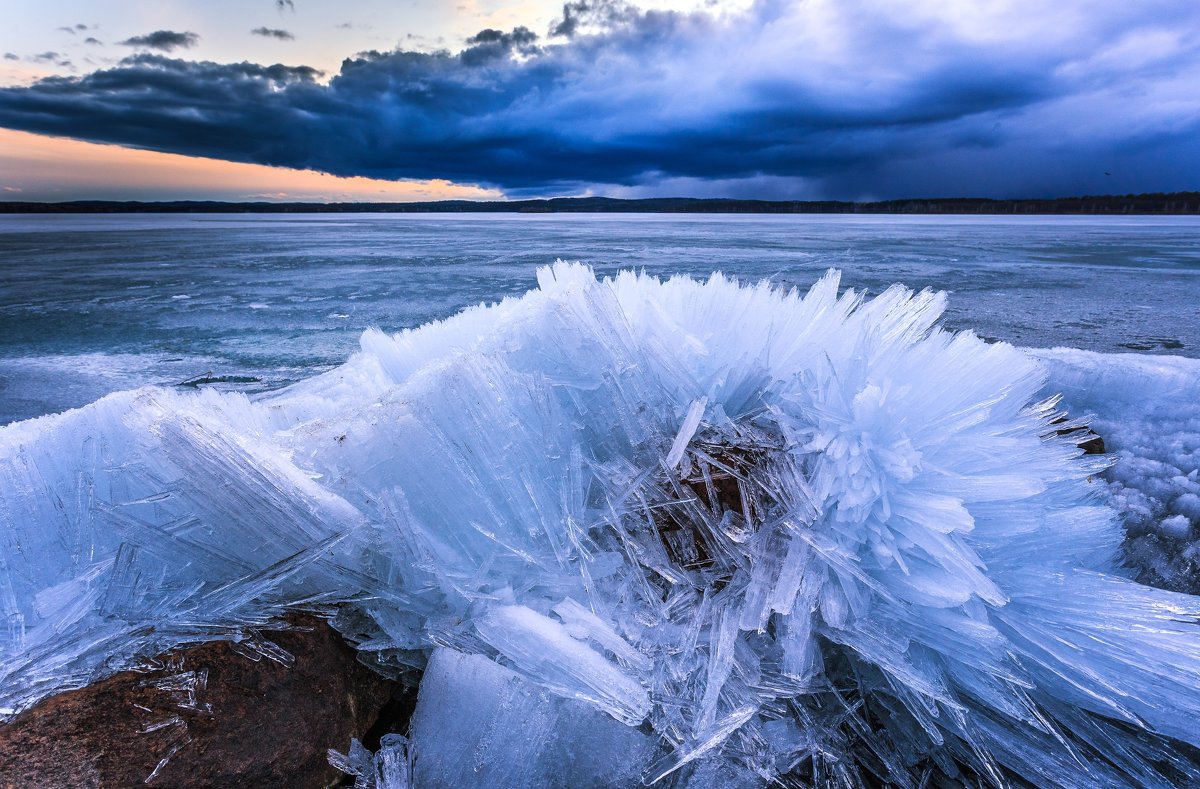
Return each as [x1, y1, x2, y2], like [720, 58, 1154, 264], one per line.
[5, 263, 1200, 787]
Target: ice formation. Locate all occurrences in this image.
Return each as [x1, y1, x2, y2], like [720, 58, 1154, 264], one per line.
[4, 263, 1200, 786]
[1033, 348, 1200, 595]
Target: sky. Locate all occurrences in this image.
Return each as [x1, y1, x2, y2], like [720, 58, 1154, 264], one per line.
[0, 0, 1197, 202]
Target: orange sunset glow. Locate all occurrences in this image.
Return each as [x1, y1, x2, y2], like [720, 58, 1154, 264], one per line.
[0, 128, 503, 202]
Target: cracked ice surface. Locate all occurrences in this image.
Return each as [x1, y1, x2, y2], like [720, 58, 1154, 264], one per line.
[4, 263, 1200, 786]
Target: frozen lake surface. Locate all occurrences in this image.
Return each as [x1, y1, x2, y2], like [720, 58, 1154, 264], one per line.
[1, 213, 1198, 423]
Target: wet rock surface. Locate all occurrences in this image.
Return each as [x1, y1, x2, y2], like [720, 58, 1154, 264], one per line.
[0, 615, 395, 789]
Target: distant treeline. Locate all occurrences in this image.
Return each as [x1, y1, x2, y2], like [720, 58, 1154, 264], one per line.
[2, 193, 1199, 215]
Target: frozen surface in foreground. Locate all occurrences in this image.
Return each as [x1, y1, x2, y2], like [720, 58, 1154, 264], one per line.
[1032, 349, 1200, 593]
[3, 264, 1200, 787]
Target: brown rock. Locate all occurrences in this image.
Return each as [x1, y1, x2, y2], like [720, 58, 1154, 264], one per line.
[0, 614, 395, 788]
[1047, 416, 1106, 455]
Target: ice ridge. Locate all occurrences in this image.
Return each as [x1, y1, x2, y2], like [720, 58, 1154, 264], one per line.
[3, 263, 1200, 786]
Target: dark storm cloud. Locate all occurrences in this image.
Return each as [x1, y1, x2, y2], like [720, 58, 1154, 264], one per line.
[549, 0, 640, 38]
[461, 27, 540, 65]
[84, 38, 103, 46]
[2, 53, 18, 61]
[464, 27, 538, 47]
[1, 1, 1198, 198]
[119, 31, 199, 52]
[251, 27, 296, 41]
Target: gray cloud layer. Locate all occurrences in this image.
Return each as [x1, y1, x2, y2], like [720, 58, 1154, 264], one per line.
[251, 27, 295, 41]
[2, 1, 1199, 198]
[119, 30, 199, 52]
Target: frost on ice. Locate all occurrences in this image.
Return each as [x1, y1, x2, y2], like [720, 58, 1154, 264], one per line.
[4, 263, 1200, 786]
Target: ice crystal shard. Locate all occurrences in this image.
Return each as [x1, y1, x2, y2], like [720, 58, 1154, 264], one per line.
[3, 263, 1200, 786]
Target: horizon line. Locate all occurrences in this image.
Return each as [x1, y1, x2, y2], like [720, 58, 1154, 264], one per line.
[2, 192, 1199, 215]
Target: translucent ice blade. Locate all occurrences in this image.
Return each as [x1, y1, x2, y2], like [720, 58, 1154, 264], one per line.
[475, 604, 650, 725]
[666, 397, 707, 469]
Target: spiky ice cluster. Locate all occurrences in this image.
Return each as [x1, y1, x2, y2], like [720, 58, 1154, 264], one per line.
[3, 263, 1200, 787]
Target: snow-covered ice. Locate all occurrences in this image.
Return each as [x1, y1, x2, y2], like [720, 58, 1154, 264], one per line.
[3, 263, 1200, 786]
[1033, 348, 1200, 595]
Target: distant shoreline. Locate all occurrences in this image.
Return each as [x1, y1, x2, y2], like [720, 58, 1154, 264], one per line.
[1, 192, 1198, 215]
